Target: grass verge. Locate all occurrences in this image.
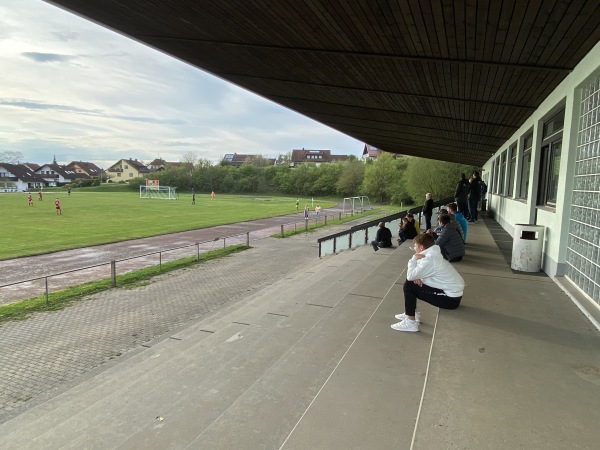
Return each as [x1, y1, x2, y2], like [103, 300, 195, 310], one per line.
[0, 244, 249, 323]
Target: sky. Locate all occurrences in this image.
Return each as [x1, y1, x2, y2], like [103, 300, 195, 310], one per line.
[0, 0, 364, 169]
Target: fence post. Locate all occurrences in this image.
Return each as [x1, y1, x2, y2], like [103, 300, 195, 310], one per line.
[246, 232, 250, 246]
[196, 243, 200, 261]
[294, 222, 297, 232]
[281, 224, 284, 237]
[45, 277, 49, 306]
[159, 252, 162, 272]
[324, 215, 327, 226]
[339, 212, 342, 220]
[305, 219, 308, 232]
[365, 228, 369, 245]
[318, 241, 322, 258]
[349, 232, 352, 250]
[223, 237, 226, 248]
[333, 237, 337, 254]
[111, 260, 116, 287]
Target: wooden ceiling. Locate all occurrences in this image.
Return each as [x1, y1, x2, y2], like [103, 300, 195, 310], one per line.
[45, 0, 600, 165]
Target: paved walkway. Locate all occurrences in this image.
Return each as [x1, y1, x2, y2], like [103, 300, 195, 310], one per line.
[0, 218, 347, 424]
[0, 215, 599, 449]
[0, 208, 351, 305]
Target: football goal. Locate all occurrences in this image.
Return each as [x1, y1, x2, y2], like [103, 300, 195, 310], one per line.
[139, 185, 178, 200]
[342, 196, 371, 214]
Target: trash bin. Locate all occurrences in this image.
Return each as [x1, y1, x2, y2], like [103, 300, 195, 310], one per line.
[511, 224, 545, 272]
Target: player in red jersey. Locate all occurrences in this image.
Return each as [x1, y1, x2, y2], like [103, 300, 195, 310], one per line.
[55, 197, 62, 215]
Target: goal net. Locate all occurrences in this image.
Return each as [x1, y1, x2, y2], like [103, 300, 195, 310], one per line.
[342, 196, 371, 214]
[140, 185, 178, 200]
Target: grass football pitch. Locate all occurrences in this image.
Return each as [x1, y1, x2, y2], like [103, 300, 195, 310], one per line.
[1, 192, 334, 260]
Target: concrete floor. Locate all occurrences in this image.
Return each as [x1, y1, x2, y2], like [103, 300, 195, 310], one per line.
[0, 215, 598, 449]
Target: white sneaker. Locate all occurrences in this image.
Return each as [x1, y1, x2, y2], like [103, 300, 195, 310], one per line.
[394, 311, 420, 322]
[391, 320, 419, 332]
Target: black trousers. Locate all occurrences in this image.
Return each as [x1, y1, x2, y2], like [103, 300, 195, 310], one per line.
[371, 240, 391, 251]
[403, 279, 462, 316]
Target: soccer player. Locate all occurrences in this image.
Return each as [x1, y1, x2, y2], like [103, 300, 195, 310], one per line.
[27, 193, 33, 206]
[211, 191, 215, 200]
[55, 197, 62, 215]
[38, 190, 43, 201]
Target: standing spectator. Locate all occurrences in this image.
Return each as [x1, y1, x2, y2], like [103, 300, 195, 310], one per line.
[55, 197, 62, 215]
[315, 204, 322, 218]
[479, 180, 488, 210]
[391, 233, 464, 333]
[422, 193, 434, 231]
[468, 172, 482, 222]
[371, 222, 393, 252]
[454, 173, 470, 218]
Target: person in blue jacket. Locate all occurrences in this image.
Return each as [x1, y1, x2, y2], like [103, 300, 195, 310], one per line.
[447, 202, 467, 243]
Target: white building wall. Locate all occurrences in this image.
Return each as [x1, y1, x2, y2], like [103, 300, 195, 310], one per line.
[484, 41, 600, 280]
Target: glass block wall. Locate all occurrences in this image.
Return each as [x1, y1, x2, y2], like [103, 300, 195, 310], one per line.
[566, 73, 600, 306]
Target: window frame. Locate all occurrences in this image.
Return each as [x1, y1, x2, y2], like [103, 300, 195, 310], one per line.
[536, 109, 565, 208]
[508, 142, 517, 197]
[499, 150, 507, 195]
[518, 134, 533, 199]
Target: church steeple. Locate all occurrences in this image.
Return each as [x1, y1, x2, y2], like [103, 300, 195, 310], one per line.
[53, 154, 57, 164]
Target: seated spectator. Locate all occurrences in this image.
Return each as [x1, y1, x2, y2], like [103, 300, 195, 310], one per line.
[433, 208, 448, 234]
[391, 233, 465, 332]
[398, 216, 418, 245]
[434, 208, 464, 241]
[431, 214, 465, 262]
[371, 222, 393, 252]
[447, 202, 468, 242]
[407, 213, 420, 234]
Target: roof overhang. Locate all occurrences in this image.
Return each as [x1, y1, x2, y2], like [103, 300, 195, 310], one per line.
[45, 0, 600, 166]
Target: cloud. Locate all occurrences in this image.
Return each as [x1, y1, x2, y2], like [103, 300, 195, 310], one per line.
[21, 51, 75, 63]
[0, 0, 364, 167]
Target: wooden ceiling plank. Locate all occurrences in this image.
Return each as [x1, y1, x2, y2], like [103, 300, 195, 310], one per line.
[500, 0, 529, 62]
[540, 0, 600, 66]
[492, 0, 517, 62]
[475, 0, 491, 61]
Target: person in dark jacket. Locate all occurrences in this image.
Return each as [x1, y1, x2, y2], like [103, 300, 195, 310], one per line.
[454, 173, 470, 218]
[371, 222, 393, 252]
[398, 217, 418, 245]
[468, 172, 482, 222]
[422, 193, 434, 231]
[431, 214, 465, 262]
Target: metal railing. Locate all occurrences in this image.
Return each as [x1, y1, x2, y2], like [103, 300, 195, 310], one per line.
[0, 207, 380, 306]
[0, 208, 371, 306]
[317, 198, 453, 258]
[0, 232, 251, 306]
[277, 209, 369, 237]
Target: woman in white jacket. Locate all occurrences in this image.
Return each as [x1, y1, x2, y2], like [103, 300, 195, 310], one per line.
[392, 233, 465, 332]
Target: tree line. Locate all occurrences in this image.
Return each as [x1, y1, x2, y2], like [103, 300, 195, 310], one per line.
[128, 153, 477, 205]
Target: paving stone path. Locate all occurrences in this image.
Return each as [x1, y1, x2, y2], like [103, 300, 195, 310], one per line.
[0, 216, 359, 425]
